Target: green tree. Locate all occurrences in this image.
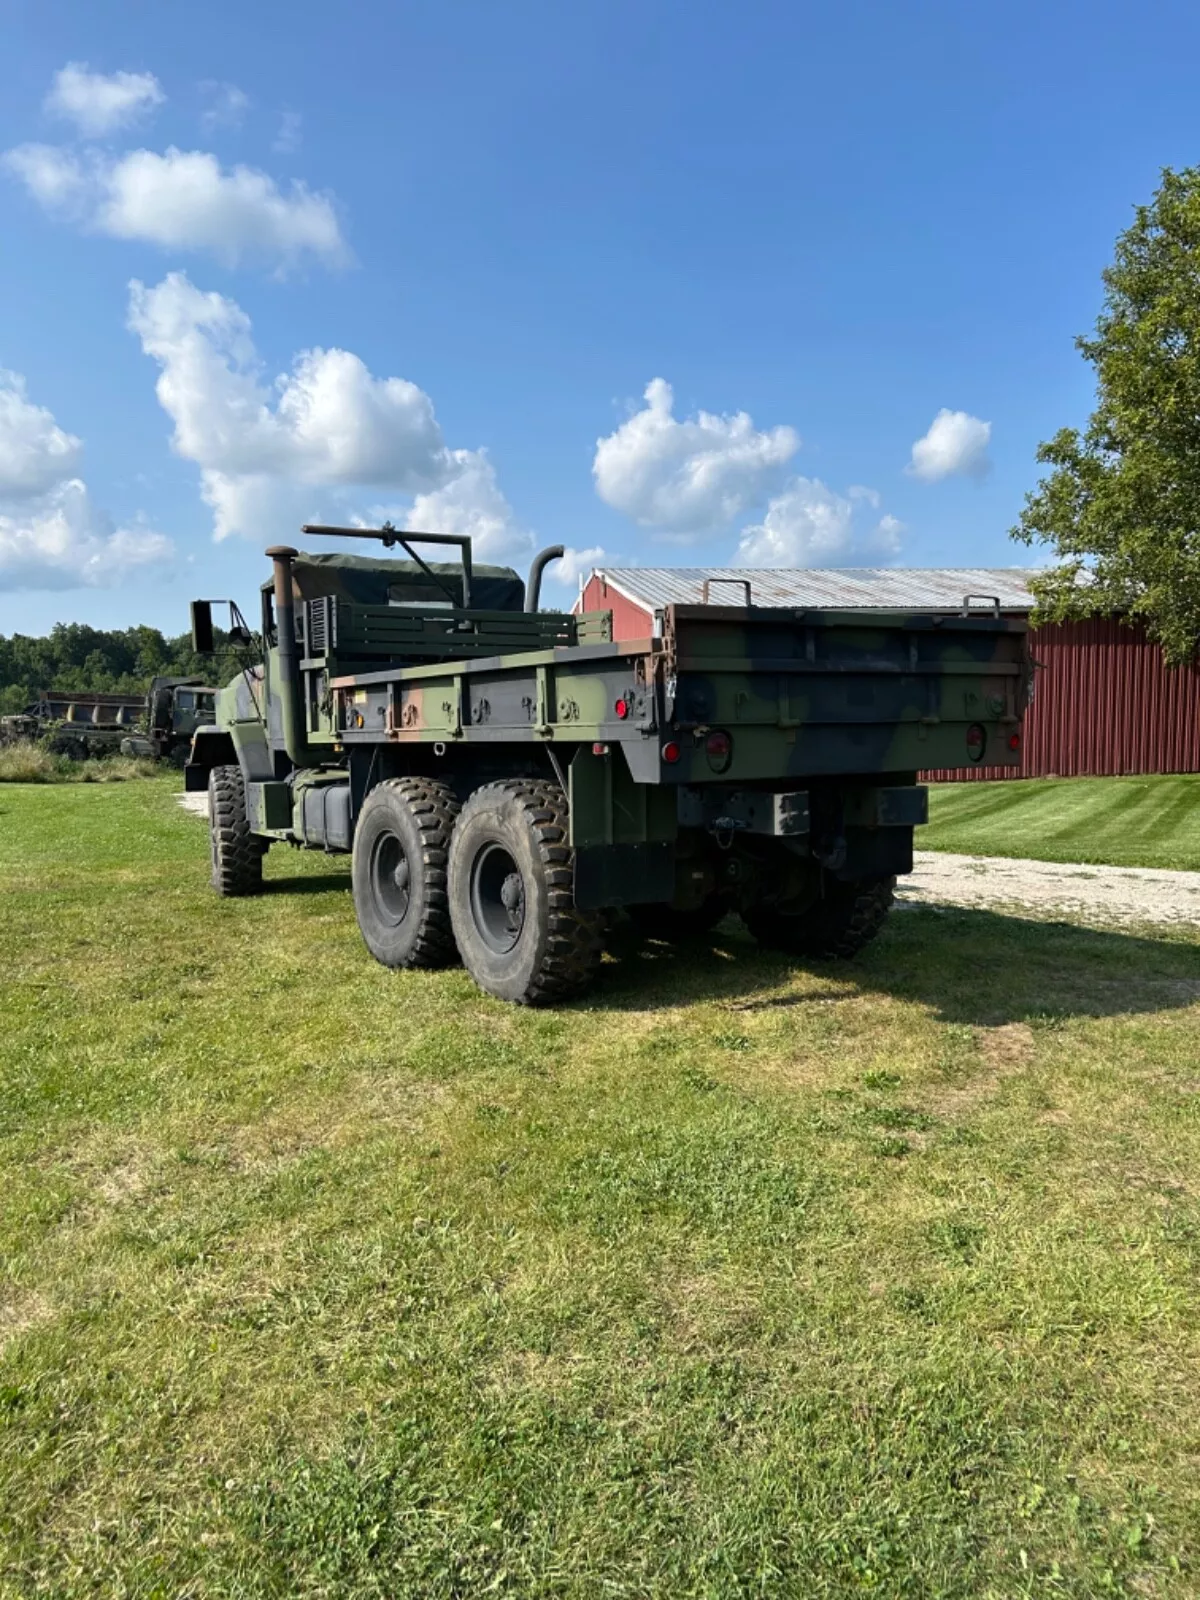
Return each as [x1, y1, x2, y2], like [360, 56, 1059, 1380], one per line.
[1013, 166, 1200, 664]
[0, 623, 227, 712]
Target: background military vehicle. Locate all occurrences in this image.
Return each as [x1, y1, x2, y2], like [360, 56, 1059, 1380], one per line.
[0, 680, 216, 763]
[119, 676, 217, 765]
[0, 691, 145, 760]
[187, 527, 1030, 1005]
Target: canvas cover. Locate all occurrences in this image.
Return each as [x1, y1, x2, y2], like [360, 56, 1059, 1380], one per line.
[283, 551, 526, 611]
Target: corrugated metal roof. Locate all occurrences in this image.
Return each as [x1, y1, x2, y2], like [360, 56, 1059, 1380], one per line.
[590, 566, 1040, 612]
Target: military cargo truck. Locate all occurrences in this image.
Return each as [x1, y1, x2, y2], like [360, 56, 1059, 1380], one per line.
[119, 676, 217, 765]
[0, 681, 216, 763]
[187, 528, 1029, 1005]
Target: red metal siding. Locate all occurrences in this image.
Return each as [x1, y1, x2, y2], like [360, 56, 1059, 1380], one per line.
[580, 574, 655, 642]
[923, 618, 1200, 780]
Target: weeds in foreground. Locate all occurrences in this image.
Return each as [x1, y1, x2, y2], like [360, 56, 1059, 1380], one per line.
[0, 739, 159, 784]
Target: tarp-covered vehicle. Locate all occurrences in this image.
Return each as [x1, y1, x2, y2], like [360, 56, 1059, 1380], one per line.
[187, 528, 1030, 1004]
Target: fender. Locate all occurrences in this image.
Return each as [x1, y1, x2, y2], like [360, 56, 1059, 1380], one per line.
[183, 725, 237, 791]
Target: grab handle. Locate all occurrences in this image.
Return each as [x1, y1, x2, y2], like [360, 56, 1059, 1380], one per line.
[701, 577, 753, 606]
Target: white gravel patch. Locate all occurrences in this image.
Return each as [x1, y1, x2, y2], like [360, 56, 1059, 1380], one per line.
[902, 850, 1200, 928]
[177, 793, 209, 818]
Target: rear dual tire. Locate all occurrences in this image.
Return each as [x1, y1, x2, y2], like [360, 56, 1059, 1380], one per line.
[448, 781, 603, 1005]
[351, 778, 460, 969]
[743, 874, 895, 958]
[351, 776, 602, 1005]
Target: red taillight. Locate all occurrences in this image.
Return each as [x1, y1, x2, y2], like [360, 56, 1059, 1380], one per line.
[705, 729, 732, 772]
[661, 740, 682, 764]
[1008, 732, 1021, 752]
[966, 723, 986, 761]
[614, 698, 629, 719]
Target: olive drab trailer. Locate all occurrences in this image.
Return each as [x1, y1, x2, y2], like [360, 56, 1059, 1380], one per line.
[187, 527, 1030, 1005]
[0, 691, 145, 760]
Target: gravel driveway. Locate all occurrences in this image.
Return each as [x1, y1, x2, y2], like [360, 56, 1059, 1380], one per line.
[901, 850, 1200, 928]
[176, 794, 1199, 928]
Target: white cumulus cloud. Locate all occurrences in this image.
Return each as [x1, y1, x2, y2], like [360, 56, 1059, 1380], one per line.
[736, 478, 904, 567]
[128, 272, 525, 558]
[4, 143, 347, 271]
[0, 372, 171, 592]
[547, 545, 606, 591]
[908, 408, 992, 482]
[4, 144, 90, 209]
[403, 450, 532, 566]
[593, 378, 798, 535]
[45, 63, 164, 137]
[0, 370, 83, 497]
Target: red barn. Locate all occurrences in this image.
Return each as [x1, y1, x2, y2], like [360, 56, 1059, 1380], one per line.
[575, 566, 1200, 780]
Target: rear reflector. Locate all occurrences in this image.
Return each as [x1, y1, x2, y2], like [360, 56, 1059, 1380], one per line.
[661, 741, 682, 764]
[705, 729, 732, 773]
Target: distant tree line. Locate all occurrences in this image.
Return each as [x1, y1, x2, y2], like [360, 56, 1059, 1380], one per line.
[0, 623, 223, 715]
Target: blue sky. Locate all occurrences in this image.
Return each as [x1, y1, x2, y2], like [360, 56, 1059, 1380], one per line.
[1, 0, 1197, 635]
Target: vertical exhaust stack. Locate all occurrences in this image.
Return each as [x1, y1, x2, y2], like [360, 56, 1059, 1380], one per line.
[266, 544, 314, 768]
[525, 545, 565, 613]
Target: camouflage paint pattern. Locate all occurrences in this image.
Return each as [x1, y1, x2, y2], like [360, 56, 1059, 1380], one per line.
[203, 549, 1030, 869]
[318, 602, 1027, 781]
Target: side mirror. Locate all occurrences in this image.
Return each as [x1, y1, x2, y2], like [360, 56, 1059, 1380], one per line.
[228, 623, 252, 647]
[190, 600, 214, 655]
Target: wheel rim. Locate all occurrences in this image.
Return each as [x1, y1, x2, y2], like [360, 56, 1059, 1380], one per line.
[470, 841, 526, 954]
[370, 830, 411, 925]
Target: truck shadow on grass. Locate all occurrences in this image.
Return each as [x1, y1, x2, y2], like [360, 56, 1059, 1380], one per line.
[595, 906, 1200, 1028]
[262, 873, 352, 896]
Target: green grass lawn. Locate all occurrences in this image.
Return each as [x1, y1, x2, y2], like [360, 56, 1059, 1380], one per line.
[920, 773, 1200, 872]
[2, 779, 1200, 1597]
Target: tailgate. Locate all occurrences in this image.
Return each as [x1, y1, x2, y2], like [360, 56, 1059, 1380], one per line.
[659, 603, 1030, 781]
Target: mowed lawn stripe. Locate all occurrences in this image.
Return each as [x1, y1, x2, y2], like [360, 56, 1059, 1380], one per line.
[920, 773, 1200, 871]
[1, 779, 1199, 1597]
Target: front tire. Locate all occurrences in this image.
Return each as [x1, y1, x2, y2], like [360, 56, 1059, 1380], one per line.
[743, 875, 895, 959]
[448, 780, 602, 1005]
[209, 765, 264, 897]
[351, 778, 459, 969]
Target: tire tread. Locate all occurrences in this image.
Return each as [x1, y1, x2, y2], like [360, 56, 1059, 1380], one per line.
[456, 778, 602, 1004]
[209, 764, 265, 897]
[364, 776, 459, 967]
